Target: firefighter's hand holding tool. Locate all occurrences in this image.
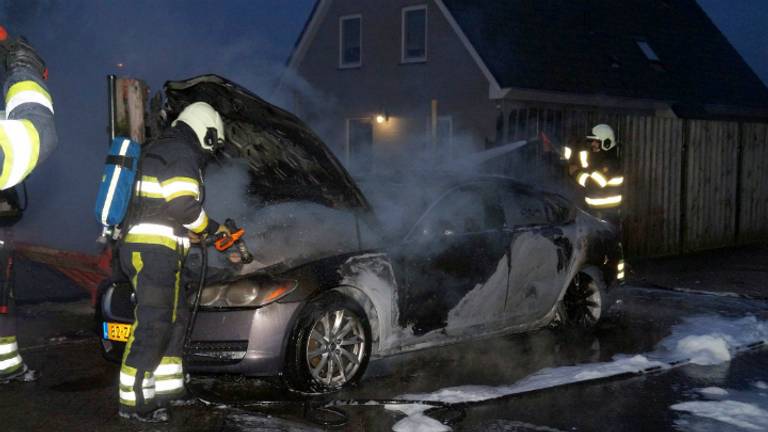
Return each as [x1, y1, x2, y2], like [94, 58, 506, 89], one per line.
[188, 225, 229, 244]
[213, 219, 253, 265]
[187, 220, 252, 264]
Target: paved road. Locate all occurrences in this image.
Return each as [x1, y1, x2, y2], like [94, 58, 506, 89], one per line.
[1, 285, 767, 432]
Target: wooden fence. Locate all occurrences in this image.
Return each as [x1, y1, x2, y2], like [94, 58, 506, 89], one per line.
[500, 108, 768, 257]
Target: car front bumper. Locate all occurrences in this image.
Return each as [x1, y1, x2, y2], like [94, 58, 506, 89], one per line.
[101, 291, 304, 377]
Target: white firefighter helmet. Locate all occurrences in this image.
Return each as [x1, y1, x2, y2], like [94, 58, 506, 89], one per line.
[587, 124, 616, 151]
[172, 101, 225, 151]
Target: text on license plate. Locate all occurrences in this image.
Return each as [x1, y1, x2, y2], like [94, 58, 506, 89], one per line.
[103, 322, 132, 342]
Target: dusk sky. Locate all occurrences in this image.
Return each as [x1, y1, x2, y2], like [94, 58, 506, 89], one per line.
[0, 0, 766, 253]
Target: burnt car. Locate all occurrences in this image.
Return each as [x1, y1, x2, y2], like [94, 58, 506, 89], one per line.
[98, 75, 624, 392]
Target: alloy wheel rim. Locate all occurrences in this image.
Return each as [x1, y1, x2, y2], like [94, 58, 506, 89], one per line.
[306, 308, 366, 387]
[564, 276, 602, 327]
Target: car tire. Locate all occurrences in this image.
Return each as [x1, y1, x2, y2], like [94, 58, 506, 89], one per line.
[552, 272, 604, 330]
[94, 279, 114, 359]
[285, 292, 372, 393]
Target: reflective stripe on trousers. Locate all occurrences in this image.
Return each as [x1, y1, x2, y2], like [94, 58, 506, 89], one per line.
[154, 356, 184, 395]
[119, 356, 184, 406]
[119, 365, 155, 407]
[0, 336, 23, 375]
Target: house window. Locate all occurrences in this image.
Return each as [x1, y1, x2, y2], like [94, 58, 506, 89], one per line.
[339, 15, 362, 68]
[636, 40, 660, 62]
[402, 5, 427, 63]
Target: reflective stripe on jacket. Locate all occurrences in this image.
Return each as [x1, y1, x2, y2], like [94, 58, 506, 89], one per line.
[129, 123, 218, 245]
[0, 67, 56, 190]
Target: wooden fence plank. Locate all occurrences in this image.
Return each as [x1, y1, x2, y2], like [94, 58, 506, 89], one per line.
[739, 123, 768, 242]
[621, 116, 683, 256]
[684, 121, 739, 251]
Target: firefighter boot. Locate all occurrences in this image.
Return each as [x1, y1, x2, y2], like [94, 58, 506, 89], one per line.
[0, 362, 38, 384]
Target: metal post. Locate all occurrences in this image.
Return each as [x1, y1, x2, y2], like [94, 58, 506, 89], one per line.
[107, 74, 116, 144]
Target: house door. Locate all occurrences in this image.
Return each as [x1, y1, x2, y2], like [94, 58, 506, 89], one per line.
[347, 118, 373, 172]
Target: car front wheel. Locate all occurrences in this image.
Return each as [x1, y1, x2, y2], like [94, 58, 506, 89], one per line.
[286, 292, 371, 393]
[552, 272, 604, 330]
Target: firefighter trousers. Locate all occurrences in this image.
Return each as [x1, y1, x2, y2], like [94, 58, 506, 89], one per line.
[117, 242, 189, 413]
[0, 240, 23, 378]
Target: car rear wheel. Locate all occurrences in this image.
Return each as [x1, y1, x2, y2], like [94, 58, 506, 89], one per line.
[553, 273, 604, 330]
[286, 292, 371, 393]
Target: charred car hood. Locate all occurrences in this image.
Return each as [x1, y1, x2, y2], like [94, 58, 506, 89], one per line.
[163, 75, 371, 212]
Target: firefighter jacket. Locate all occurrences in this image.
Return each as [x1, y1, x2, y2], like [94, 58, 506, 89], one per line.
[124, 122, 219, 251]
[0, 66, 56, 190]
[571, 147, 624, 210]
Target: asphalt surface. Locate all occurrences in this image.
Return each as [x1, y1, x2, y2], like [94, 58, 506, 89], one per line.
[1, 245, 767, 431]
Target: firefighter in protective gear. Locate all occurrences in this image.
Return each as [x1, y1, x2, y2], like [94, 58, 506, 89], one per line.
[117, 102, 228, 422]
[0, 36, 56, 383]
[571, 124, 624, 224]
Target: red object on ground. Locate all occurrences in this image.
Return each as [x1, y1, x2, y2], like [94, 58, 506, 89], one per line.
[0, 26, 7, 42]
[15, 243, 111, 305]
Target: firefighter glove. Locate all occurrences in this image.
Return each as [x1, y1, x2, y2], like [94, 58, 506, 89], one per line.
[215, 224, 231, 237]
[4, 37, 47, 79]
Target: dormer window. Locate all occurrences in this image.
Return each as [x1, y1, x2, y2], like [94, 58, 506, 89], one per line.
[339, 14, 362, 68]
[402, 5, 428, 63]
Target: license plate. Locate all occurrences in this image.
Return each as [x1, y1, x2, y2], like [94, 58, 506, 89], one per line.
[103, 322, 132, 342]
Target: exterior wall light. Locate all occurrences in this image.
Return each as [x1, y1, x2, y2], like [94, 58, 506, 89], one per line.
[376, 114, 386, 124]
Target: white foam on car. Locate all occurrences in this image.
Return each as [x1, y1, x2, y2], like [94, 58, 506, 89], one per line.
[386, 314, 768, 431]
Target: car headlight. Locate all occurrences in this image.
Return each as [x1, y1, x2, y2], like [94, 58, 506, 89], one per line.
[195, 278, 298, 308]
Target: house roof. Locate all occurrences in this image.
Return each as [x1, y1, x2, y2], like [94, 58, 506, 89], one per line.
[440, 0, 768, 117]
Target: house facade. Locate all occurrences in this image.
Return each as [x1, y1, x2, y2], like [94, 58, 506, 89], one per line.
[283, 0, 768, 172]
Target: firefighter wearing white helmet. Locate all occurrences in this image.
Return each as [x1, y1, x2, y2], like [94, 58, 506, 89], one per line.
[116, 101, 230, 423]
[573, 124, 624, 224]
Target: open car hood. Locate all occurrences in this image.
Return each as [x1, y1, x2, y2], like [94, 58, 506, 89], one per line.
[163, 75, 371, 212]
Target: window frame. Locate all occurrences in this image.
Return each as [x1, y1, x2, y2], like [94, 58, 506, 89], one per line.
[345, 117, 374, 170]
[339, 14, 363, 69]
[401, 5, 428, 64]
[406, 182, 504, 241]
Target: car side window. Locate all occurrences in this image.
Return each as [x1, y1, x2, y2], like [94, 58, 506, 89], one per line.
[500, 189, 554, 227]
[412, 185, 504, 238]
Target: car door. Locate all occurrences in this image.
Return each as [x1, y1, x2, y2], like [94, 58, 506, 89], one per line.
[393, 182, 510, 336]
[500, 186, 574, 324]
